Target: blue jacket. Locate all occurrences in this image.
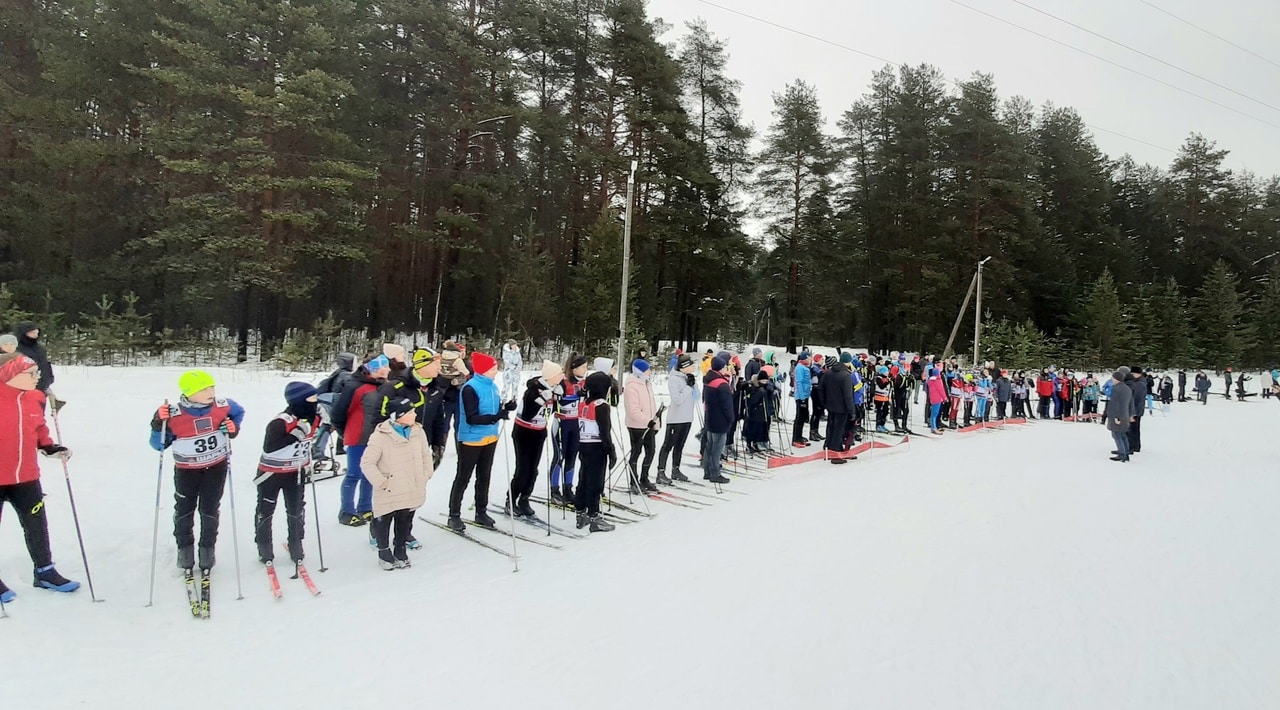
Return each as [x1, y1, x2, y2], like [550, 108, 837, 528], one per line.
[702, 370, 736, 434]
[850, 369, 865, 407]
[793, 363, 812, 400]
[458, 375, 501, 445]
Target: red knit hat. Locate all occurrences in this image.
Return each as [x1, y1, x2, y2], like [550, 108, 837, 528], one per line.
[0, 354, 36, 384]
[471, 351, 498, 377]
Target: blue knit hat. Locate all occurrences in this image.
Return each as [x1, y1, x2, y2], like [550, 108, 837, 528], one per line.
[632, 358, 651, 373]
[284, 382, 317, 405]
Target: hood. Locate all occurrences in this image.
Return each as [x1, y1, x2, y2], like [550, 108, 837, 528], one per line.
[593, 357, 614, 374]
[14, 321, 38, 345]
[335, 352, 356, 371]
[584, 370, 613, 400]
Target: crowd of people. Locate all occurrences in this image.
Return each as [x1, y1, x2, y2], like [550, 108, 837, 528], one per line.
[2, 318, 1274, 600]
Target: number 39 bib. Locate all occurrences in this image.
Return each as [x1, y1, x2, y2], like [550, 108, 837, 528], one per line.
[168, 400, 234, 469]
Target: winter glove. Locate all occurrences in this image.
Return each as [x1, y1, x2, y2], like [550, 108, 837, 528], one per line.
[607, 447, 618, 471]
[686, 373, 696, 387]
[40, 445, 71, 461]
[504, 400, 517, 412]
[220, 420, 239, 438]
[291, 419, 314, 440]
[500, 408, 512, 420]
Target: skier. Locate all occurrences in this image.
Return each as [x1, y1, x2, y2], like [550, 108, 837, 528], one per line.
[362, 397, 433, 569]
[549, 354, 588, 504]
[1126, 366, 1148, 454]
[791, 351, 812, 447]
[872, 365, 891, 433]
[501, 340, 523, 403]
[254, 382, 319, 565]
[1235, 372, 1252, 401]
[701, 355, 734, 483]
[623, 358, 660, 493]
[447, 351, 514, 532]
[926, 366, 947, 434]
[0, 352, 78, 600]
[574, 370, 619, 532]
[313, 352, 356, 461]
[890, 364, 911, 433]
[809, 354, 826, 442]
[1223, 369, 1233, 399]
[150, 370, 246, 573]
[656, 353, 698, 483]
[508, 360, 563, 517]
[1177, 369, 1187, 402]
[12, 322, 54, 395]
[331, 354, 392, 526]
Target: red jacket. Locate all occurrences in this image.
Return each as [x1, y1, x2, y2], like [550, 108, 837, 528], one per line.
[0, 386, 55, 485]
[1036, 378, 1054, 397]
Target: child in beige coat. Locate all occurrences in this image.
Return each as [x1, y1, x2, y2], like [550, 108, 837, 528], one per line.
[361, 397, 433, 569]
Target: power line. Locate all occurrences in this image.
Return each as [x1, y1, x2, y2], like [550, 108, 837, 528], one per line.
[949, 0, 1280, 130]
[1008, 0, 1280, 115]
[693, 0, 1174, 153]
[1137, 0, 1280, 72]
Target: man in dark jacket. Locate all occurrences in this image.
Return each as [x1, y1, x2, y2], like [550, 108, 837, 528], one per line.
[701, 356, 734, 484]
[1105, 367, 1134, 462]
[13, 322, 53, 394]
[314, 352, 356, 459]
[820, 354, 856, 464]
[1177, 370, 1187, 402]
[1126, 366, 1148, 454]
[994, 371, 1012, 420]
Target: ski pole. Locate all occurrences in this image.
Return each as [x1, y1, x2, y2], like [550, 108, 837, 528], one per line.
[225, 450, 245, 600]
[499, 419, 519, 572]
[49, 404, 103, 603]
[308, 464, 328, 572]
[146, 408, 168, 607]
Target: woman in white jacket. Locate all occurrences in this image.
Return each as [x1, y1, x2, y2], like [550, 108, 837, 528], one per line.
[623, 358, 659, 493]
[656, 354, 697, 483]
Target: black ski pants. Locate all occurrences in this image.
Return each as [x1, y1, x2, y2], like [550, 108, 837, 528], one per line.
[996, 400, 1008, 419]
[510, 425, 547, 503]
[1038, 397, 1051, 419]
[372, 509, 414, 552]
[627, 426, 656, 481]
[450, 442, 496, 517]
[254, 470, 306, 562]
[0, 480, 53, 569]
[874, 401, 889, 428]
[891, 396, 908, 430]
[792, 399, 810, 442]
[658, 422, 692, 474]
[574, 444, 607, 516]
[174, 462, 228, 550]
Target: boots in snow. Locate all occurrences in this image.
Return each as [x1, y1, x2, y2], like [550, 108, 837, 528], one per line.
[550, 485, 567, 505]
[393, 545, 410, 569]
[576, 510, 590, 530]
[177, 545, 195, 570]
[338, 511, 366, 527]
[671, 469, 690, 482]
[589, 515, 616, 533]
[561, 483, 574, 503]
[446, 515, 466, 533]
[33, 565, 80, 593]
[377, 548, 396, 571]
[655, 470, 672, 485]
[474, 510, 497, 529]
[640, 475, 659, 493]
[406, 536, 422, 551]
[0, 578, 14, 603]
[516, 497, 538, 518]
[256, 539, 274, 565]
[287, 539, 304, 563]
[198, 546, 216, 571]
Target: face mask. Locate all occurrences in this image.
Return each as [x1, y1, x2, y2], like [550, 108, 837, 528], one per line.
[292, 401, 318, 421]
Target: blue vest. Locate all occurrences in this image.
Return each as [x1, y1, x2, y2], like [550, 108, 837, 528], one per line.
[458, 375, 501, 444]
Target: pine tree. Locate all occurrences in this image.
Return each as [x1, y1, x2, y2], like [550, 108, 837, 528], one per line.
[755, 80, 831, 350]
[1079, 268, 1132, 366]
[1193, 260, 1251, 368]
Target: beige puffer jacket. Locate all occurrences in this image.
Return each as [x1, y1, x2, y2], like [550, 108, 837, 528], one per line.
[361, 420, 434, 517]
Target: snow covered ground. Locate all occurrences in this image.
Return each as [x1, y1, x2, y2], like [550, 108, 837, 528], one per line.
[5, 366, 1279, 709]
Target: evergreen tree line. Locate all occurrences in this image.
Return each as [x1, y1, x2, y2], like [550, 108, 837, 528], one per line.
[2, 1, 1277, 368]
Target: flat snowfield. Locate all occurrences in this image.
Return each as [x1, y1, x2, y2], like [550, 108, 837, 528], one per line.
[5, 368, 1278, 709]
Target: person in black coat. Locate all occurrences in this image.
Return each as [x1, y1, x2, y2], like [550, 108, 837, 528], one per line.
[1126, 366, 1148, 454]
[820, 356, 856, 463]
[13, 321, 53, 394]
[1177, 370, 1187, 402]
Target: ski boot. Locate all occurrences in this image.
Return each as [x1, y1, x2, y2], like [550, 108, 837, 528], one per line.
[33, 565, 80, 593]
[287, 539, 304, 564]
[516, 497, 538, 518]
[198, 546, 216, 571]
[671, 469, 690, 482]
[561, 483, 574, 502]
[707, 474, 731, 484]
[406, 537, 422, 551]
[576, 510, 590, 530]
[474, 510, 497, 529]
[360, 511, 374, 524]
[393, 545, 411, 569]
[446, 515, 466, 533]
[377, 548, 396, 571]
[876, 425, 888, 433]
[655, 470, 672, 485]
[0, 578, 15, 603]
[588, 514, 616, 533]
[176, 545, 195, 570]
[256, 539, 274, 565]
[640, 474, 659, 493]
[338, 511, 366, 527]
[629, 480, 643, 495]
[550, 485, 566, 505]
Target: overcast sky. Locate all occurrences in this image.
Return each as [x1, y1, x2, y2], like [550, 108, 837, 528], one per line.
[645, 0, 1280, 177]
